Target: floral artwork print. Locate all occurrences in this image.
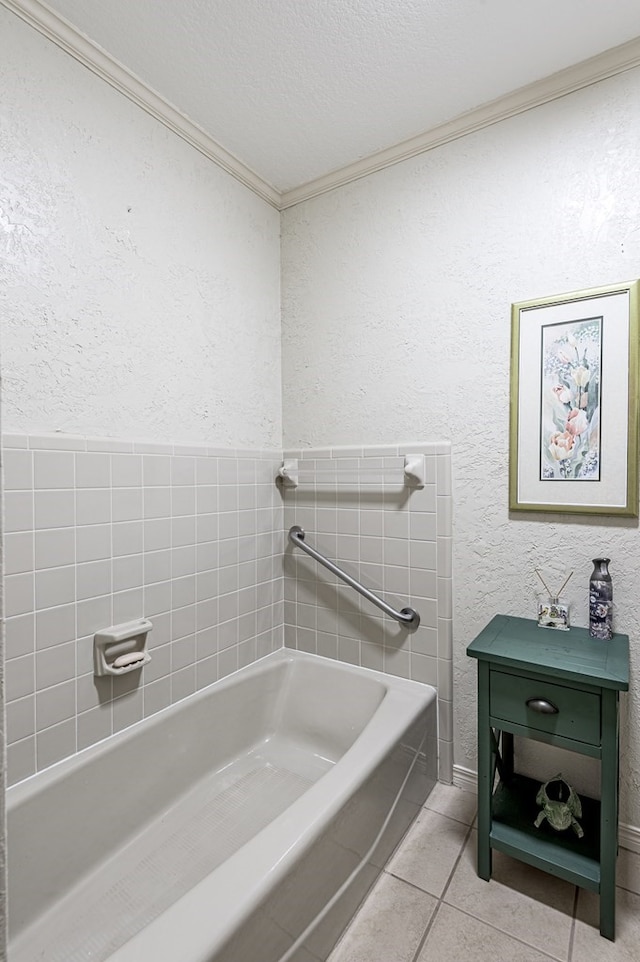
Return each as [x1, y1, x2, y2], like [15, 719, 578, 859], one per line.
[540, 316, 602, 481]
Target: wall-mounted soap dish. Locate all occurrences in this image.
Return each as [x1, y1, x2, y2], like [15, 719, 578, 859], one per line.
[94, 619, 152, 677]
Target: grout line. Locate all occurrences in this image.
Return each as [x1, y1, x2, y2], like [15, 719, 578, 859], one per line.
[438, 819, 475, 903]
[408, 819, 474, 962]
[409, 899, 442, 962]
[423, 803, 477, 828]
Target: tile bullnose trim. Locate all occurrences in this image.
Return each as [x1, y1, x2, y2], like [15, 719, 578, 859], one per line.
[283, 441, 451, 459]
[2, 433, 282, 458]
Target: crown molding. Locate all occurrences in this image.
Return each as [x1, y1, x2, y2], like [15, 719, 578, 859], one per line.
[280, 35, 640, 209]
[4, 0, 640, 212]
[1, 0, 281, 209]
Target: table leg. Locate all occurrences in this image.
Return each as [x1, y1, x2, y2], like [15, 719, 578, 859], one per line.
[477, 661, 492, 880]
[599, 690, 619, 940]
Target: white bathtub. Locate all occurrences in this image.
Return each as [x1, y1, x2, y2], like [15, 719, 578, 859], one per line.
[8, 649, 437, 962]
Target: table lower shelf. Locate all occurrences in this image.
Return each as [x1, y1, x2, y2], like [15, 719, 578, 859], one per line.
[490, 773, 601, 891]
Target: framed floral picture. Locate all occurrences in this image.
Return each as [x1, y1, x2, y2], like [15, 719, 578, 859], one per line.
[509, 281, 639, 516]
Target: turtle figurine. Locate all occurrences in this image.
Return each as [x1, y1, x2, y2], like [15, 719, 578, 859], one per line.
[534, 774, 584, 838]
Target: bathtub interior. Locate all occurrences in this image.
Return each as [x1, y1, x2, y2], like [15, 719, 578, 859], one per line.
[7, 652, 393, 960]
[213, 708, 437, 962]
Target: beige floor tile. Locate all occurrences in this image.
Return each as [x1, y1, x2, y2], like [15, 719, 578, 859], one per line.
[386, 808, 469, 897]
[617, 846, 640, 896]
[417, 903, 559, 962]
[425, 781, 477, 825]
[444, 831, 574, 960]
[572, 887, 640, 961]
[328, 872, 437, 962]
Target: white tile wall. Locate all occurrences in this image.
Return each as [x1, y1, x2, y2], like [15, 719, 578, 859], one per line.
[3, 434, 283, 786]
[3, 434, 453, 788]
[282, 442, 453, 781]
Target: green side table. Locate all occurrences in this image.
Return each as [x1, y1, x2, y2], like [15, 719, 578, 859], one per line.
[467, 614, 629, 940]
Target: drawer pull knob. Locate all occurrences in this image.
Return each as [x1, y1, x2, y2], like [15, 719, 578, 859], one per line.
[526, 697, 559, 714]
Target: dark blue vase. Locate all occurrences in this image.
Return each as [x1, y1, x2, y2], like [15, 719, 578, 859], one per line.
[589, 558, 613, 640]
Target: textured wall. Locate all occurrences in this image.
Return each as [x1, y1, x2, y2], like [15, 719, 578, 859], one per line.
[0, 7, 282, 448]
[281, 67, 640, 826]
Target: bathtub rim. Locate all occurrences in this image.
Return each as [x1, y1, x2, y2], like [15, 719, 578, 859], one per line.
[6, 648, 432, 808]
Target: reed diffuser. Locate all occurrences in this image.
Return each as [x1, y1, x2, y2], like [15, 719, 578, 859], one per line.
[535, 569, 573, 630]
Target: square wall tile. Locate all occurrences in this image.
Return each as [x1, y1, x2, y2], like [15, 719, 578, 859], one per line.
[112, 488, 143, 523]
[35, 566, 75, 610]
[8, 738, 36, 786]
[172, 516, 196, 547]
[143, 455, 171, 486]
[5, 614, 35, 660]
[7, 695, 36, 744]
[113, 555, 143, 593]
[173, 575, 196, 609]
[5, 572, 34, 618]
[113, 521, 143, 557]
[36, 679, 76, 730]
[6, 654, 35, 701]
[196, 457, 217, 484]
[35, 491, 74, 529]
[113, 690, 143, 733]
[113, 588, 143, 623]
[36, 604, 76, 650]
[174, 545, 197, 577]
[77, 560, 112, 601]
[171, 457, 195, 486]
[112, 454, 142, 487]
[144, 487, 171, 519]
[3, 449, 33, 489]
[76, 489, 111, 526]
[173, 486, 196, 517]
[144, 518, 171, 551]
[77, 596, 111, 639]
[5, 491, 34, 532]
[5, 532, 34, 575]
[35, 528, 75, 569]
[76, 452, 110, 488]
[36, 642, 76, 689]
[77, 706, 112, 752]
[76, 524, 111, 563]
[34, 451, 74, 489]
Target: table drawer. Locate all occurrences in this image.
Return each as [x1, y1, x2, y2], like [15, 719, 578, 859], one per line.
[489, 670, 601, 745]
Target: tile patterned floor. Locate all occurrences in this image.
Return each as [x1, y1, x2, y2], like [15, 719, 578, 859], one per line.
[328, 783, 640, 962]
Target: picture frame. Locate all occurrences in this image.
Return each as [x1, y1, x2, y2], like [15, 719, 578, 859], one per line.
[509, 280, 639, 516]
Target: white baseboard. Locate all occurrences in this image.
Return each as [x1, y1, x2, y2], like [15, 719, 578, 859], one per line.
[619, 823, 640, 855]
[452, 764, 477, 795]
[452, 764, 640, 854]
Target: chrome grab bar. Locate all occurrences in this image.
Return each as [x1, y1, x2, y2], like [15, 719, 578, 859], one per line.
[288, 526, 420, 630]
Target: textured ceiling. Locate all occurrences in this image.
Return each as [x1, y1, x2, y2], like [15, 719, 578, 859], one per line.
[33, 0, 640, 191]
